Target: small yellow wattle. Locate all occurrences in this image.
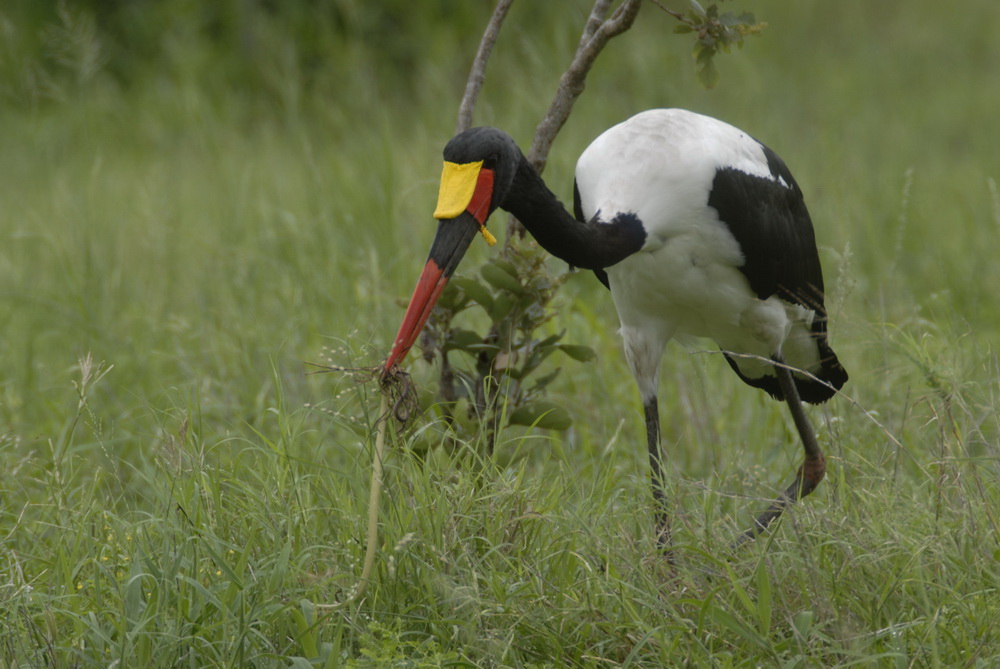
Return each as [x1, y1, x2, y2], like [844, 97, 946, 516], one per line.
[480, 226, 497, 246]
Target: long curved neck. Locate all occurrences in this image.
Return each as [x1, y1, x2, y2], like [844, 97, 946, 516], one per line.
[500, 154, 645, 270]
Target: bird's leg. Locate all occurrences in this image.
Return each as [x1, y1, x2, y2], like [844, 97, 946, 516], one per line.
[644, 396, 671, 550]
[735, 357, 826, 545]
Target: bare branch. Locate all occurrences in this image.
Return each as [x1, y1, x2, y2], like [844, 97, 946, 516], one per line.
[456, 0, 516, 134]
[578, 0, 616, 48]
[527, 0, 642, 175]
[503, 0, 641, 241]
[646, 0, 685, 22]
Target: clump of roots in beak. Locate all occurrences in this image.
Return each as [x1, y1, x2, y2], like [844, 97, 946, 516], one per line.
[307, 360, 418, 425]
[379, 366, 418, 423]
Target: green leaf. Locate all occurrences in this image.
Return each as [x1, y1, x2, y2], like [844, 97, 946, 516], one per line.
[443, 328, 483, 352]
[508, 401, 572, 430]
[704, 603, 769, 651]
[688, 0, 706, 18]
[292, 600, 318, 657]
[517, 289, 547, 312]
[694, 45, 720, 88]
[481, 263, 525, 295]
[492, 259, 520, 278]
[525, 335, 563, 371]
[450, 276, 493, 310]
[519, 347, 554, 378]
[722, 562, 756, 620]
[791, 610, 814, 640]
[556, 344, 597, 362]
[535, 333, 564, 349]
[755, 563, 772, 635]
[267, 540, 291, 592]
[529, 367, 562, 393]
[437, 283, 465, 310]
[487, 292, 517, 321]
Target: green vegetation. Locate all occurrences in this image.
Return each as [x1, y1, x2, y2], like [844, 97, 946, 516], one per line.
[2, 1, 998, 666]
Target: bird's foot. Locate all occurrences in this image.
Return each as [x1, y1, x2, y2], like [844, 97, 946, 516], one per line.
[732, 452, 827, 548]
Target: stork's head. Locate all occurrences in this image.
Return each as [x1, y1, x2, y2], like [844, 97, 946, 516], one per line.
[383, 127, 520, 375]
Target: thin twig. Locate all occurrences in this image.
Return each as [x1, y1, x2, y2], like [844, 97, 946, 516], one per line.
[318, 391, 391, 610]
[647, 0, 686, 22]
[357, 392, 389, 597]
[456, 0, 516, 134]
[507, 0, 642, 241]
[579, 0, 616, 46]
[526, 0, 642, 174]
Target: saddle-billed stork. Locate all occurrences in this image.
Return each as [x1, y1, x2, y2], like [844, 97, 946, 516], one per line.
[383, 108, 848, 547]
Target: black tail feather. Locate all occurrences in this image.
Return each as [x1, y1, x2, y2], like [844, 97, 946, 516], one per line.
[724, 340, 847, 404]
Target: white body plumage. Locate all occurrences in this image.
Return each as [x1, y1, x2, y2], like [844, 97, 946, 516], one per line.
[575, 109, 825, 401]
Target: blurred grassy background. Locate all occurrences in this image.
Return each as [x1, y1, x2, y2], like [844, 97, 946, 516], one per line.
[1, 0, 998, 666]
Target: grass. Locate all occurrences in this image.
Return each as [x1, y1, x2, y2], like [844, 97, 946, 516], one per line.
[2, 0, 999, 666]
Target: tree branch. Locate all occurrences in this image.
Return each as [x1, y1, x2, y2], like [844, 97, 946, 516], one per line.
[578, 0, 616, 47]
[527, 0, 641, 173]
[502, 0, 640, 241]
[456, 0, 516, 134]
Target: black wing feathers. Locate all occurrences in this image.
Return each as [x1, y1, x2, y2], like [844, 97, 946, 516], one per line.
[708, 143, 847, 403]
[707, 146, 824, 310]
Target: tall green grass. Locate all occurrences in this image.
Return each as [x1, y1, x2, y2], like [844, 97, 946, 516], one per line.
[2, 0, 998, 666]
